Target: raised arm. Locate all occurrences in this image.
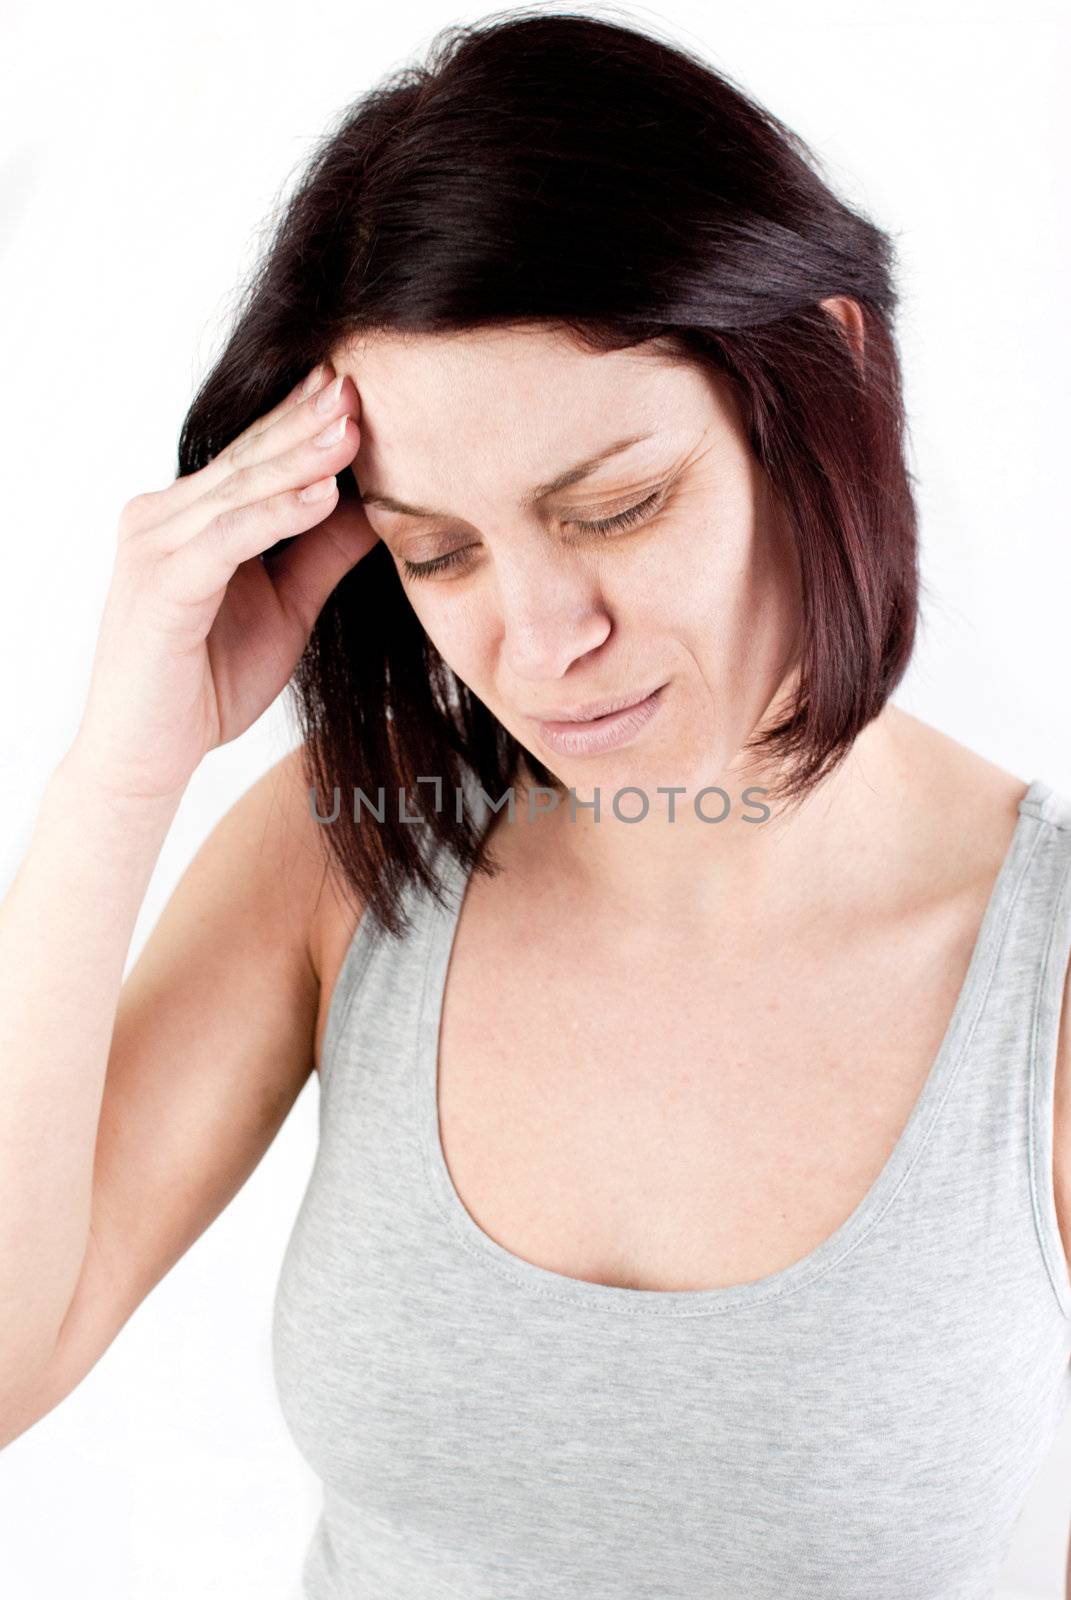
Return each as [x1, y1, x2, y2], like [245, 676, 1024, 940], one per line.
[0, 353, 376, 1438]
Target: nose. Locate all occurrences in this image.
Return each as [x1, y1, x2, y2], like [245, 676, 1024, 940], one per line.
[495, 546, 612, 684]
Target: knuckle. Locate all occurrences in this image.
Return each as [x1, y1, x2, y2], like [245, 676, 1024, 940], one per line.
[210, 469, 243, 505]
[206, 501, 241, 540]
[117, 491, 160, 536]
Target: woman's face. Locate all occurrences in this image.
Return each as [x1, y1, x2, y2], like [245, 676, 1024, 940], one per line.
[334, 324, 803, 802]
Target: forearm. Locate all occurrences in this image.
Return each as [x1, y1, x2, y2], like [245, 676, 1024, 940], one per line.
[0, 745, 183, 1396]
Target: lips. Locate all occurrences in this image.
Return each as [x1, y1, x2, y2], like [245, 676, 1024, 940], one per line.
[534, 683, 668, 757]
[529, 684, 666, 724]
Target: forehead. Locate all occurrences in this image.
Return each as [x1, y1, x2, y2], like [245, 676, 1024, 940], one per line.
[336, 325, 700, 411]
[330, 325, 726, 495]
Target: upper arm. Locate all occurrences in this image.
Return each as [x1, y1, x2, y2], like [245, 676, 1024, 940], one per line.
[3, 744, 338, 1443]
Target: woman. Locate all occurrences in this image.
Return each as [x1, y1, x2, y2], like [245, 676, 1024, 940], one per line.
[1, 8, 1069, 1597]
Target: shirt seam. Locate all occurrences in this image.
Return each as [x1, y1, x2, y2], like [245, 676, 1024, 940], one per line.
[1027, 840, 1071, 1319]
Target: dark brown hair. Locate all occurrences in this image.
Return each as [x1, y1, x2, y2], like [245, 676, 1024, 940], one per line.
[176, 5, 920, 939]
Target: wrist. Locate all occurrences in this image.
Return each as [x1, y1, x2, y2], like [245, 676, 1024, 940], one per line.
[47, 740, 190, 827]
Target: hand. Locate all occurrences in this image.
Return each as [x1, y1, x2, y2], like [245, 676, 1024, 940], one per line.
[70, 361, 379, 803]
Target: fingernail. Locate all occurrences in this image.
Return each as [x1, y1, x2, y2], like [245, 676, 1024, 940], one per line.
[301, 364, 327, 397]
[314, 374, 344, 414]
[314, 414, 347, 447]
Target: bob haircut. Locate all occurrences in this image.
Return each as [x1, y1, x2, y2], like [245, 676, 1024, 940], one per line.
[176, 5, 921, 940]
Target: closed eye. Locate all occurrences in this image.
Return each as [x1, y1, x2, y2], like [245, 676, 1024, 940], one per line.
[400, 487, 667, 581]
[571, 488, 664, 536]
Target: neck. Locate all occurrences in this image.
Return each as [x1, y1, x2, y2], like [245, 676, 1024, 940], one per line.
[495, 706, 923, 942]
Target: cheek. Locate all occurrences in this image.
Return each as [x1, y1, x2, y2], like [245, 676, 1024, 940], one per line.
[624, 509, 747, 635]
[404, 587, 491, 680]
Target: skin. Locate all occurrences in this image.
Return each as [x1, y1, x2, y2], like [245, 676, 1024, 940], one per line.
[328, 304, 967, 941]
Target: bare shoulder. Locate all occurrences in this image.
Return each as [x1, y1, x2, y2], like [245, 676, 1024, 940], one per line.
[207, 741, 336, 985]
[886, 708, 1030, 846]
[239, 743, 366, 1073]
[298, 769, 367, 1076]
[879, 709, 1032, 915]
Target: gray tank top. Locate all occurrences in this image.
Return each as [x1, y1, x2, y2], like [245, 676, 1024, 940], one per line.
[272, 776, 1071, 1600]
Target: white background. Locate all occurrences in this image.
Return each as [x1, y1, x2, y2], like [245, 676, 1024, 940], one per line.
[1, 0, 1069, 1594]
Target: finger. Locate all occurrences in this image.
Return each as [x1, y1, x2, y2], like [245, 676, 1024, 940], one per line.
[239, 360, 337, 455]
[156, 381, 361, 561]
[165, 360, 342, 514]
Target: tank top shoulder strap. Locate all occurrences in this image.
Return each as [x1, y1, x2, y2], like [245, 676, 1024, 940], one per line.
[930, 777, 1071, 1320]
[1014, 780, 1071, 1315]
[1018, 777, 1071, 832]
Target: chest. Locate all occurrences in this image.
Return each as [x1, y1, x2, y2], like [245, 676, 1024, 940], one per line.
[433, 882, 988, 1294]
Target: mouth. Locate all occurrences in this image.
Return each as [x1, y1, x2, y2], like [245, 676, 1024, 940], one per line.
[529, 683, 669, 726]
[533, 682, 669, 757]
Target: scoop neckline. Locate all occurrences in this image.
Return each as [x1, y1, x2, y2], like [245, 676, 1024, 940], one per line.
[414, 778, 1049, 1317]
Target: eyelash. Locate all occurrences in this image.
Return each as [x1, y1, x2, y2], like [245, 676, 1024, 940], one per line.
[400, 489, 666, 581]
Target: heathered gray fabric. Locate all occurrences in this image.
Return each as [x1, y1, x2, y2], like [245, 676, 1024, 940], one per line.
[272, 776, 1071, 1600]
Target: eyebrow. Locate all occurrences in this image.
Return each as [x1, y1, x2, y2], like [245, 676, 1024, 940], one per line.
[357, 432, 657, 519]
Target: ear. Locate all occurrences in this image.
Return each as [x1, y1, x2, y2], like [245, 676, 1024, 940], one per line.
[820, 295, 866, 367]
